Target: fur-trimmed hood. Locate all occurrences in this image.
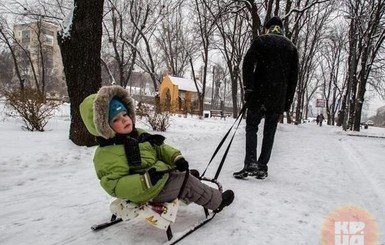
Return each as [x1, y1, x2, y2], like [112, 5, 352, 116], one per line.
[80, 85, 136, 139]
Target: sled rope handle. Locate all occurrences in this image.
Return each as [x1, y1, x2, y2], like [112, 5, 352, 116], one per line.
[201, 104, 247, 179]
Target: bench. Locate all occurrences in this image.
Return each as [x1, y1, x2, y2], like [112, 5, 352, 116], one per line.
[210, 110, 228, 119]
[197, 110, 231, 119]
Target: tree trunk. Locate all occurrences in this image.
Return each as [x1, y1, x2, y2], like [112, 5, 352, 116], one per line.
[295, 83, 303, 124]
[58, 0, 105, 146]
[353, 86, 365, 131]
[353, 47, 369, 131]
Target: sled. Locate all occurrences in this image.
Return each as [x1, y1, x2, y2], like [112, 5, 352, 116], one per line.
[91, 176, 222, 242]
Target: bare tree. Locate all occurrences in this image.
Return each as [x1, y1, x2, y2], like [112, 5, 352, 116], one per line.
[101, 0, 146, 88]
[210, 63, 229, 110]
[0, 17, 24, 90]
[304, 74, 322, 118]
[294, 2, 334, 124]
[187, 0, 219, 116]
[155, 3, 199, 77]
[318, 24, 347, 125]
[204, 0, 250, 117]
[129, 0, 173, 91]
[343, 0, 385, 131]
[0, 50, 13, 90]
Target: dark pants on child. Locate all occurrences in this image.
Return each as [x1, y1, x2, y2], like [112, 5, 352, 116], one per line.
[244, 108, 280, 169]
[152, 171, 222, 210]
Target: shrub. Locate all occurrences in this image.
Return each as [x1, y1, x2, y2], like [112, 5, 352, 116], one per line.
[145, 111, 171, 132]
[4, 88, 60, 131]
[136, 101, 151, 118]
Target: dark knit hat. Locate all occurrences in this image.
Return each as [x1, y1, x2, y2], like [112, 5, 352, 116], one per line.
[265, 16, 283, 29]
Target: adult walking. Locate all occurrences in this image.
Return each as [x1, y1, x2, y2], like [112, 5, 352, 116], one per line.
[317, 113, 325, 127]
[233, 16, 299, 180]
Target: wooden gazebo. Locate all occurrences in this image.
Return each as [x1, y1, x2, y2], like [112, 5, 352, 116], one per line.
[158, 75, 201, 113]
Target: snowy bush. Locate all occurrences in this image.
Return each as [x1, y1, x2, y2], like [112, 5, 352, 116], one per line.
[136, 101, 151, 119]
[3, 88, 60, 131]
[145, 111, 171, 132]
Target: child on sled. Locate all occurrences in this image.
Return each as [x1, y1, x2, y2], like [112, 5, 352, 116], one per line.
[80, 85, 234, 212]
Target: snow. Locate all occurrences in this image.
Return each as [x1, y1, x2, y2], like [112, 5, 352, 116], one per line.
[1, 102, 384, 245]
[169, 76, 202, 92]
[59, 3, 75, 39]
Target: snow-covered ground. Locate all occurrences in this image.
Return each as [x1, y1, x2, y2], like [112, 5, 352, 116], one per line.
[1, 102, 384, 245]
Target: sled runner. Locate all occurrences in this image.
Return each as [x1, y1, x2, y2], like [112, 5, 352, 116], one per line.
[91, 176, 222, 242]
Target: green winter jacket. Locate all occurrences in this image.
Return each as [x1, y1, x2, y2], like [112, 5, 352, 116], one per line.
[79, 85, 182, 204]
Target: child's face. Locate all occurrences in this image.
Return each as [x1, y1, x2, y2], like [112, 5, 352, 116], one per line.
[110, 112, 133, 134]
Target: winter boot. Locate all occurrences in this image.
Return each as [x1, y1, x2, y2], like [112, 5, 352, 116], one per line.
[214, 190, 234, 213]
[233, 169, 249, 179]
[254, 165, 268, 179]
[233, 163, 258, 179]
[246, 163, 259, 176]
[241, 163, 268, 179]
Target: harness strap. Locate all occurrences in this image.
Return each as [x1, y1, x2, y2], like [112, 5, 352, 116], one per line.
[201, 105, 247, 179]
[214, 106, 246, 179]
[177, 170, 189, 199]
[96, 131, 166, 167]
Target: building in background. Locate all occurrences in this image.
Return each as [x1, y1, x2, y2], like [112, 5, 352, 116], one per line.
[158, 74, 201, 114]
[13, 21, 66, 97]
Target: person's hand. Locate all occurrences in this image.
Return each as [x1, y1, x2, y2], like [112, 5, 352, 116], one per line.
[147, 168, 164, 185]
[174, 158, 189, 172]
[244, 89, 253, 103]
[278, 114, 283, 123]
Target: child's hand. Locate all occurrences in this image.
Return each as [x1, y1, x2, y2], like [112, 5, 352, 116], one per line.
[148, 168, 165, 185]
[175, 158, 189, 172]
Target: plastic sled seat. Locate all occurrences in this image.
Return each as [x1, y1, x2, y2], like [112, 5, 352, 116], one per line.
[109, 198, 180, 240]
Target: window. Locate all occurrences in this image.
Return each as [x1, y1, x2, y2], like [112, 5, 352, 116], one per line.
[21, 30, 30, 44]
[42, 29, 54, 45]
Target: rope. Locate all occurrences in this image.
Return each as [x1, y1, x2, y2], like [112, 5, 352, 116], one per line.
[201, 105, 247, 179]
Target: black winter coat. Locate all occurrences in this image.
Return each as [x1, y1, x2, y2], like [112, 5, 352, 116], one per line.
[243, 31, 299, 113]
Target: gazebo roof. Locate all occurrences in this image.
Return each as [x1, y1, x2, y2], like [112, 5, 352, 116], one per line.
[168, 75, 202, 92]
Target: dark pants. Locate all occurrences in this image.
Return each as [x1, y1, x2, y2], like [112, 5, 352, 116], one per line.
[244, 108, 280, 168]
